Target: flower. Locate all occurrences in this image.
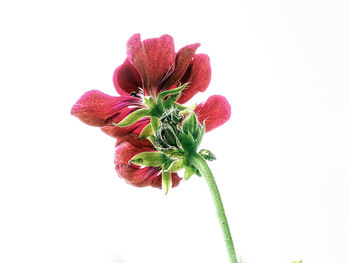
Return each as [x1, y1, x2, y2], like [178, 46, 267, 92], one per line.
[71, 34, 231, 189]
[71, 34, 212, 138]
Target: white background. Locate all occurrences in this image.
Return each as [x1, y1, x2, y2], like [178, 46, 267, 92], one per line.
[1, 0, 349, 263]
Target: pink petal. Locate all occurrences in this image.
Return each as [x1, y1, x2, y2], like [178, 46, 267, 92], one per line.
[159, 43, 200, 91]
[194, 95, 231, 132]
[71, 90, 143, 127]
[177, 54, 211, 104]
[114, 135, 181, 188]
[113, 59, 142, 96]
[127, 34, 176, 96]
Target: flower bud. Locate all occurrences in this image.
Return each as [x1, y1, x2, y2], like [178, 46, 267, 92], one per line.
[159, 107, 183, 126]
[155, 124, 180, 149]
[182, 112, 201, 140]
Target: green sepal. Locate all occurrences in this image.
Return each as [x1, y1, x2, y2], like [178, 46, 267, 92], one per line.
[172, 102, 187, 111]
[163, 93, 182, 109]
[138, 123, 153, 139]
[166, 159, 185, 172]
[150, 116, 160, 133]
[130, 152, 171, 167]
[179, 103, 197, 115]
[182, 112, 197, 136]
[182, 112, 204, 145]
[187, 132, 195, 143]
[147, 135, 160, 149]
[114, 108, 150, 127]
[198, 149, 216, 161]
[143, 96, 156, 108]
[184, 165, 196, 180]
[193, 122, 205, 150]
[149, 103, 163, 117]
[157, 83, 187, 104]
[177, 132, 196, 153]
[195, 168, 202, 177]
[162, 149, 185, 158]
[162, 163, 172, 195]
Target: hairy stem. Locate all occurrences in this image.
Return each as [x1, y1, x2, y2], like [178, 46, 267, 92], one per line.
[191, 153, 238, 263]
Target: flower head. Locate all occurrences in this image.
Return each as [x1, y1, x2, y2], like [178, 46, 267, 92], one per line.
[71, 34, 231, 191]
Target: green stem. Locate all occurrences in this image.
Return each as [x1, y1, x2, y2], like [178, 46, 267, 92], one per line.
[191, 153, 238, 263]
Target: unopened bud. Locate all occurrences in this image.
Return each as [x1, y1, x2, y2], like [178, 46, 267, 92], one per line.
[155, 124, 180, 149]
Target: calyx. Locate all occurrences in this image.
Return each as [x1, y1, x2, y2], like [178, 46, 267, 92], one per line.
[114, 84, 215, 194]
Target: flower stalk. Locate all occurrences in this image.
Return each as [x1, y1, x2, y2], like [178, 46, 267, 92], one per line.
[190, 153, 238, 263]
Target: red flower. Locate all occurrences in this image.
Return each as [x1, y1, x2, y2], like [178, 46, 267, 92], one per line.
[71, 34, 231, 189]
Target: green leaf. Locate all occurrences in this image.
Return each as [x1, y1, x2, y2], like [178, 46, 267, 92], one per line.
[198, 149, 216, 161]
[157, 83, 187, 104]
[162, 163, 172, 195]
[150, 116, 159, 133]
[184, 165, 196, 180]
[130, 152, 171, 167]
[138, 123, 153, 139]
[166, 159, 185, 172]
[114, 108, 150, 127]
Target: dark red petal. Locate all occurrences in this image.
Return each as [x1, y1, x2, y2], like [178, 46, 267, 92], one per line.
[126, 34, 176, 96]
[194, 95, 231, 132]
[177, 54, 211, 104]
[116, 133, 154, 148]
[159, 43, 200, 91]
[113, 59, 142, 96]
[71, 90, 143, 127]
[114, 135, 181, 188]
